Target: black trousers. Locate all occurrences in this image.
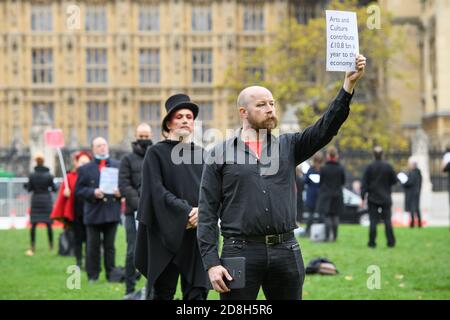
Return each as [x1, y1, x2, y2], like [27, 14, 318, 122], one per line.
[86, 222, 118, 280]
[409, 210, 422, 228]
[304, 205, 315, 234]
[219, 238, 305, 300]
[73, 220, 86, 267]
[30, 222, 53, 249]
[368, 202, 396, 247]
[153, 261, 207, 300]
[325, 213, 340, 241]
[125, 215, 138, 294]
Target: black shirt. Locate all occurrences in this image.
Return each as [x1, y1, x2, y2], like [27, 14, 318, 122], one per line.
[319, 160, 346, 197]
[198, 88, 353, 270]
[444, 162, 450, 190]
[361, 160, 398, 206]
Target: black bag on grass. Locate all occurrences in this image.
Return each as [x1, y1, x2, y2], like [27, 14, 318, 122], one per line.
[305, 257, 339, 275]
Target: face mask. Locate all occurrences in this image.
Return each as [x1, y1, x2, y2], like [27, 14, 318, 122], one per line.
[94, 154, 109, 160]
[137, 139, 152, 150]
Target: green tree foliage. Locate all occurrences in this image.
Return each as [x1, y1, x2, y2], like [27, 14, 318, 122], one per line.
[223, 0, 409, 152]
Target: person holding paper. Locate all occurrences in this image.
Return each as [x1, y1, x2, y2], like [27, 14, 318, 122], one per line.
[135, 94, 208, 300]
[75, 137, 122, 283]
[198, 54, 366, 300]
[402, 157, 423, 228]
[119, 123, 153, 299]
[361, 146, 398, 248]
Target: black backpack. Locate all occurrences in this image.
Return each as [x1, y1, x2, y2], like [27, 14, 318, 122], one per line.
[305, 257, 339, 275]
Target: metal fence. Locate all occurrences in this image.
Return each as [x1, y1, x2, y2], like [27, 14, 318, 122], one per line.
[0, 177, 61, 218]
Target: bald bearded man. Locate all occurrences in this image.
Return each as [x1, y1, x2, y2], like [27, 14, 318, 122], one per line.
[198, 54, 366, 300]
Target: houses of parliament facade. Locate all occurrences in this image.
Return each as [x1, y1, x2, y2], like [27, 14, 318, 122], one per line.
[0, 0, 449, 150]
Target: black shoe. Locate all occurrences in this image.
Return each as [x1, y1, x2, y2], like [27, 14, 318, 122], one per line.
[387, 244, 395, 248]
[368, 243, 376, 248]
[134, 271, 142, 282]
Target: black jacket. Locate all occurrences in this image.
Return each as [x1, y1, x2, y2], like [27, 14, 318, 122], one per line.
[316, 160, 346, 216]
[25, 166, 56, 224]
[403, 168, 422, 213]
[75, 158, 121, 225]
[135, 140, 208, 297]
[444, 162, 450, 190]
[119, 141, 152, 215]
[296, 176, 304, 221]
[361, 160, 398, 206]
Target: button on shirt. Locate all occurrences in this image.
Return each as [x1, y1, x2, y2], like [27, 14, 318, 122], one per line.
[198, 88, 353, 270]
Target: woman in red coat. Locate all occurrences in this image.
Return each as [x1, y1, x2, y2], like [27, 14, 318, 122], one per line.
[51, 151, 92, 266]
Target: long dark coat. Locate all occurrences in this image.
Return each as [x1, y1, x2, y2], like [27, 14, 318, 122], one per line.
[135, 140, 208, 299]
[316, 160, 346, 216]
[403, 168, 422, 213]
[25, 166, 56, 224]
[75, 158, 121, 226]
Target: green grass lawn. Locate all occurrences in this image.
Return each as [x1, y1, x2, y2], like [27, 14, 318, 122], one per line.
[0, 225, 449, 300]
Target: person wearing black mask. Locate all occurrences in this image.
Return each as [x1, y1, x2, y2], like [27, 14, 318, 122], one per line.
[119, 123, 153, 299]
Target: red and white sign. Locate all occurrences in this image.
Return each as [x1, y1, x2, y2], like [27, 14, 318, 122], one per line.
[44, 129, 65, 148]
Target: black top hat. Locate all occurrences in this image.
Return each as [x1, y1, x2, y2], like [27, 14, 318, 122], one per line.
[162, 94, 199, 134]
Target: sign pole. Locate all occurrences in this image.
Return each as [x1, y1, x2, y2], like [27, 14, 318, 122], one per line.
[56, 147, 69, 189]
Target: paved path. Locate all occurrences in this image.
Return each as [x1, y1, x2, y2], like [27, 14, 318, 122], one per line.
[392, 192, 449, 227]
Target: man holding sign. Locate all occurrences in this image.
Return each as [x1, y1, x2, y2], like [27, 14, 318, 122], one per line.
[75, 137, 122, 283]
[198, 44, 366, 299]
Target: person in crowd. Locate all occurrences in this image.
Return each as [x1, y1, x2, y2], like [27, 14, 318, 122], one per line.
[316, 146, 346, 242]
[75, 137, 121, 282]
[402, 157, 422, 228]
[295, 166, 305, 226]
[24, 153, 57, 256]
[51, 150, 92, 267]
[198, 54, 366, 300]
[361, 146, 397, 248]
[304, 151, 324, 235]
[135, 94, 208, 300]
[442, 146, 450, 230]
[119, 123, 153, 299]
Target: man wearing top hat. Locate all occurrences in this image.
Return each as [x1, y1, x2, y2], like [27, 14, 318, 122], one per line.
[135, 94, 208, 300]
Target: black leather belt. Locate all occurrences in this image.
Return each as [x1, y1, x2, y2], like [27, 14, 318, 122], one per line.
[244, 231, 295, 245]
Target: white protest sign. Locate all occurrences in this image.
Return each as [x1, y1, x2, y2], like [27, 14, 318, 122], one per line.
[99, 167, 119, 195]
[443, 152, 450, 165]
[326, 10, 359, 72]
[397, 172, 408, 185]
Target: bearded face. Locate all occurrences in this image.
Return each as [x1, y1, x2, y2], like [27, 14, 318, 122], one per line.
[247, 110, 279, 131]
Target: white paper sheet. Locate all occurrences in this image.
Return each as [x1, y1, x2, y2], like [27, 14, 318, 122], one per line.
[326, 10, 359, 72]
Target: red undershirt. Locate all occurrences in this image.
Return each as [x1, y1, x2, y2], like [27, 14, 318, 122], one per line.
[244, 141, 263, 159]
[98, 159, 106, 171]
